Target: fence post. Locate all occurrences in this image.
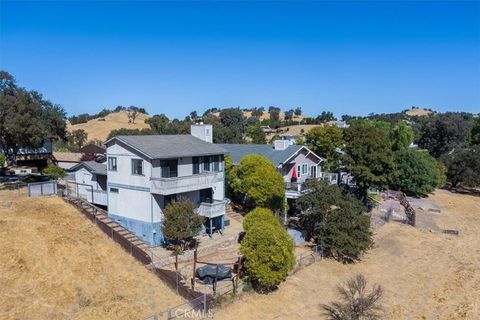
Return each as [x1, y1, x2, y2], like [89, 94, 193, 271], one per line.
[40, 182, 43, 196]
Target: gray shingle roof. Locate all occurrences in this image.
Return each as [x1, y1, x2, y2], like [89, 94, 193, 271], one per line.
[218, 144, 304, 167]
[111, 135, 227, 159]
[71, 161, 107, 175]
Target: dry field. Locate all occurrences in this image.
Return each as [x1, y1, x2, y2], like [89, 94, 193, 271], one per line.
[67, 111, 151, 141]
[0, 189, 183, 320]
[405, 107, 433, 117]
[213, 110, 305, 122]
[215, 189, 480, 319]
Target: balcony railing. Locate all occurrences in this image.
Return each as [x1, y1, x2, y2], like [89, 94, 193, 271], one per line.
[196, 200, 226, 218]
[150, 171, 223, 195]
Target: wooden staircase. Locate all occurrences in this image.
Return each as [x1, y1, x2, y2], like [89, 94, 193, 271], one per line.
[68, 197, 150, 251]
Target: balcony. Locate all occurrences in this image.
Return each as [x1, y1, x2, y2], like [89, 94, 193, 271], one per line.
[285, 173, 338, 199]
[196, 200, 226, 218]
[150, 171, 223, 195]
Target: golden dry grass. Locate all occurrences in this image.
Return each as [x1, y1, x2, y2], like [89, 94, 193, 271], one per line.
[215, 190, 480, 319]
[405, 108, 433, 117]
[213, 111, 305, 122]
[67, 111, 151, 142]
[0, 189, 183, 320]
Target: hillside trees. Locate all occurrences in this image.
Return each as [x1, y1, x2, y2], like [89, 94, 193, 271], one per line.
[469, 117, 480, 146]
[229, 154, 285, 212]
[69, 129, 88, 150]
[297, 180, 373, 262]
[240, 208, 295, 291]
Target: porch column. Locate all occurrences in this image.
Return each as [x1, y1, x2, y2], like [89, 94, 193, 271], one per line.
[221, 215, 225, 235]
[209, 218, 212, 238]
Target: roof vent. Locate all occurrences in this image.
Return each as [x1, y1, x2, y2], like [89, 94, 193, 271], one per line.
[274, 140, 289, 151]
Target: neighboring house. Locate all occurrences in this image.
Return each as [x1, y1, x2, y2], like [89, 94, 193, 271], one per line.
[219, 140, 336, 200]
[260, 126, 274, 133]
[104, 129, 228, 246]
[53, 152, 83, 170]
[15, 139, 54, 169]
[327, 120, 350, 129]
[70, 161, 108, 207]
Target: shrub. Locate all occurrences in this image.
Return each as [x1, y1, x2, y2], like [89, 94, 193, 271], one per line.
[42, 164, 66, 180]
[240, 221, 295, 291]
[243, 208, 281, 232]
[162, 199, 204, 252]
[0, 153, 5, 166]
[229, 154, 285, 212]
[322, 274, 384, 320]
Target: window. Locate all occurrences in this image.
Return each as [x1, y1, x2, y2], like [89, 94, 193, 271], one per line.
[131, 159, 143, 175]
[213, 155, 220, 172]
[110, 187, 119, 193]
[160, 159, 177, 178]
[192, 157, 200, 174]
[108, 157, 117, 171]
[310, 165, 317, 178]
[203, 156, 211, 172]
[297, 165, 301, 177]
[302, 164, 308, 175]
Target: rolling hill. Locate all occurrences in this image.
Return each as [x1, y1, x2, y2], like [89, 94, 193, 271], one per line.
[67, 111, 151, 142]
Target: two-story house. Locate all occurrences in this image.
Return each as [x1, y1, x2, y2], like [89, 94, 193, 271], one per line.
[104, 131, 227, 246]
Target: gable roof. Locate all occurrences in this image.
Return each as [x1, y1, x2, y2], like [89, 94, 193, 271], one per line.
[218, 144, 322, 167]
[70, 161, 107, 176]
[105, 135, 227, 159]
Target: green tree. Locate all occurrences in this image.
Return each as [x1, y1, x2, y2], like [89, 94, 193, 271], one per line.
[297, 180, 373, 262]
[343, 122, 395, 200]
[441, 146, 480, 188]
[162, 199, 204, 252]
[243, 207, 281, 232]
[0, 153, 5, 166]
[229, 154, 285, 212]
[42, 164, 67, 180]
[0, 71, 67, 162]
[417, 113, 472, 158]
[240, 220, 295, 291]
[69, 129, 88, 150]
[305, 125, 343, 169]
[294, 107, 302, 116]
[391, 149, 444, 196]
[390, 121, 414, 151]
[247, 124, 267, 144]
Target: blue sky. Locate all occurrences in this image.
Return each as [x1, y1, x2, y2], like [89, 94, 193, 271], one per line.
[1, 1, 479, 119]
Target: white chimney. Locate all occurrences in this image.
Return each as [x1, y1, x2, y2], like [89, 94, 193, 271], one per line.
[190, 123, 213, 143]
[274, 140, 289, 151]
